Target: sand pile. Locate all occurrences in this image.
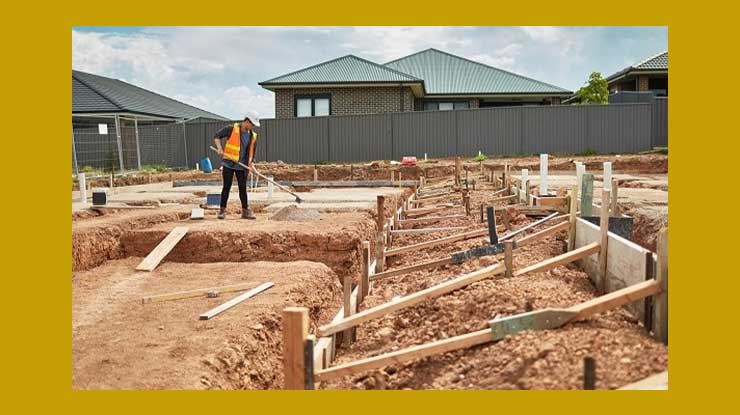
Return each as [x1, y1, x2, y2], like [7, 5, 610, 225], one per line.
[269, 205, 322, 222]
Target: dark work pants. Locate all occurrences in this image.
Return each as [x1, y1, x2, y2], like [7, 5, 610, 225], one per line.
[221, 167, 248, 209]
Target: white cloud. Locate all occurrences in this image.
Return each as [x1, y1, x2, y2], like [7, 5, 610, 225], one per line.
[471, 43, 523, 70]
[521, 26, 564, 44]
[220, 85, 274, 121]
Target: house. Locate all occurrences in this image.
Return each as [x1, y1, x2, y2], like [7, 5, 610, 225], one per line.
[259, 48, 572, 119]
[606, 51, 668, 96]
[73, 69, 228, 125]
[72, 70, 228, 173]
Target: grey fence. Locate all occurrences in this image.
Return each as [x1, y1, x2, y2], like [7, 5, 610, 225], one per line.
[72, 101, 667, 174]
[254, 102, 656, 164]
[652, 97, 668, 147]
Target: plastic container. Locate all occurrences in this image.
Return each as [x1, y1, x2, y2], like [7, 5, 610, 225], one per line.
[200, 157, 213, 173]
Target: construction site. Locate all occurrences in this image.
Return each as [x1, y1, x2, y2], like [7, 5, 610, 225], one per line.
[71, 153, 668, 390]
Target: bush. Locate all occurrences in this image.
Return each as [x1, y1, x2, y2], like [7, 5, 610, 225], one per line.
[140, 164, 169, 174]
[473, 150, 488, 162]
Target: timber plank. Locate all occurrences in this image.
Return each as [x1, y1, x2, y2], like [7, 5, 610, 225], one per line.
[198, 282, 274, 320]
[135, 226, 188, 271]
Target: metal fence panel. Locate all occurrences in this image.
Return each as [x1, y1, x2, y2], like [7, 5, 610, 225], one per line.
[652, 97, 668, 147]
[586, 104, 652, 153]
[137, 122, 188, 168]
[392, 110, 456, 159]
[456, 107, 521, 156]
[328, 113, 393, 162]
[521, 105, 590, 154]
[72, 120, 119, 172]
[262, 117, 329, 163]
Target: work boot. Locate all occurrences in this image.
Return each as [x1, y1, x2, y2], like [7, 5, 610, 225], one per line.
[241, 208, 256, 220]
[217, 208, 226, 219]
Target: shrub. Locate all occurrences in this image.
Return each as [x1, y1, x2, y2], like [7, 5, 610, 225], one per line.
[473, 150, 488, 162]
[578, 148, 598, 157]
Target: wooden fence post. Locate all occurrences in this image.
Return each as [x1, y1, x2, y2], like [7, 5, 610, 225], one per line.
[568, 185, 578, 251]
[463, 189, 471, 215]
[375, 196, 386, 273]
[598, 189, 610, 293]
[654, 228, 668, 344]
[283, 307, 309, 389]
[504, 240, 514, 278]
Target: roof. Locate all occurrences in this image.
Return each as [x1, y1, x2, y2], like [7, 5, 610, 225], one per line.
[259, 55, 423, 86]
[383, 48, 571, 95]
[606, 51, 668, 82]
[72, 70, 228, 120]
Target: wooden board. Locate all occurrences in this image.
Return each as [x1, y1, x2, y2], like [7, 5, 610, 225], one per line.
[314, 329, 492, 382]
[617, 371, 668, 390]
[369, 257, 453, 282]
[390, 226, 466, 235]
[142, 281, 258, 304]
[317, 263, 505, 337]
[513, 242, 600, 277]
[575, 218, 653, 323]
[198, 282, 274, 320]
[135, 226, 188, 271]
[384, 227, 489, 257]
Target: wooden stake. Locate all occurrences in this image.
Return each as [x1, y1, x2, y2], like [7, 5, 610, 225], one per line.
[480, 203, 485, 223]
[584, 357, 596, 390]
[525, 179, 531, 206]
[349, 165, 353, 181]
[610, 178, 619, 216]
[502, 208, 511, 231]
[313, 165, 318, 181]
[391, 169, 395, 182]
[283, 307, 309, 390]
[455, 156, 461, 186]
[654, 228, 668, 344]
[304, 335, 315, 390]
[598, 189, 610, 293]
[343, 276, 353, 347]
[568, 184, 578, 251]
[463, 190, 471, 215]
[504, 240, 514, 278]
[360, 241, 370, 304]
[375, 196, 386, 273]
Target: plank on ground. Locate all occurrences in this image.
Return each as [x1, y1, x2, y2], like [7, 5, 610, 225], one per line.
[142, 281, 259, 304]
[135, 226, 189, 271]
[198, 282, 274, 320]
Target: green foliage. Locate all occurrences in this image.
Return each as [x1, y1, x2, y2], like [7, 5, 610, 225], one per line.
[315, 161, 334, 166]
[577, 148, 598, 157]
[473, 150, 488, 162]
[140, 164, 169, 174]
[576, 72, 609, 105]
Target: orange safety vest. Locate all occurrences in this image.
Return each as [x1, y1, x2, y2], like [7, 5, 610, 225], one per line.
[223, 123, 258, 164]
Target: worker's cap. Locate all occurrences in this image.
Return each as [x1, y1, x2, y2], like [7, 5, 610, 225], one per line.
[243, 115, 260, 127]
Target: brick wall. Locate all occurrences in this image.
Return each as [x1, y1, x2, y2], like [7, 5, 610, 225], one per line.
[638, 75, 650, 92]
[274, 86, 415, 118]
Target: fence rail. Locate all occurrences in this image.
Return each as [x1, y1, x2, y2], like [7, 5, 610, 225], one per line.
[72, 101, 667, 174]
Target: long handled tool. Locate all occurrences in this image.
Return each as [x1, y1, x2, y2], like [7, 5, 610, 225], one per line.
[210, 146, 303, 203]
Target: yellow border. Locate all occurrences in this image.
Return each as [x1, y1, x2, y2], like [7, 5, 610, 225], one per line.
[6, 0, 738, 411]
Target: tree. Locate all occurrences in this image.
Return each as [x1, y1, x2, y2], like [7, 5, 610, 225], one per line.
[576, 72, 609, 104]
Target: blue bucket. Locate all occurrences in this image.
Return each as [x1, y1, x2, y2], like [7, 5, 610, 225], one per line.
[200, 157, 213, 173]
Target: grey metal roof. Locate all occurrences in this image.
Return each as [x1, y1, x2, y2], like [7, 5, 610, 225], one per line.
[606, 51, 668, 82]
[384, 48, 571, 95]
[72, 70, 228, 120]
[259, 55, 423, 86]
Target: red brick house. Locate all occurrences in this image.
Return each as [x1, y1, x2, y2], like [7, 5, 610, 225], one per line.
[259, 48, 572, 119]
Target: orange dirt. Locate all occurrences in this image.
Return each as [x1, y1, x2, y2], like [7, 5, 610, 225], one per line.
[72, 259, 341, 390]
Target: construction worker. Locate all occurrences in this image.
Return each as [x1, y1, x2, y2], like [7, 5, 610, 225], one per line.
[213, 115, 259, 220]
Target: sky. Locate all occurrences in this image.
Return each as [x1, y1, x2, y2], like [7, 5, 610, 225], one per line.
[72, 26, 667, 120]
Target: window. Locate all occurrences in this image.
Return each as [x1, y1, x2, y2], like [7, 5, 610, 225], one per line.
[423, 101, 469, 111]
[295, 95, 331, 117]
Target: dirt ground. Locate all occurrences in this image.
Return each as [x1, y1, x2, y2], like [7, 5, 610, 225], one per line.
[71, 155, 667, 390]
[319, 206, 668, 390]
[74, 153, 667, 190]
[72, 259, 342, 390]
